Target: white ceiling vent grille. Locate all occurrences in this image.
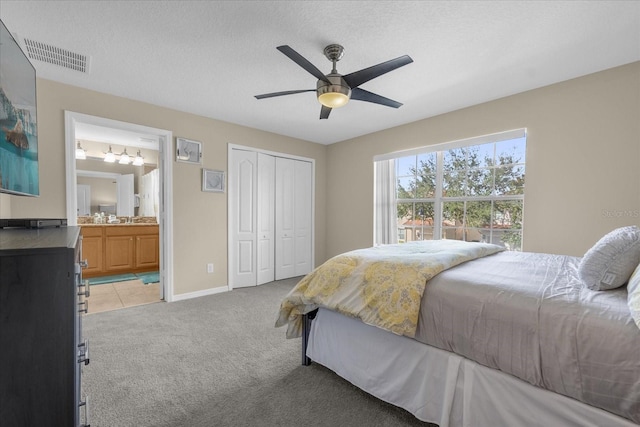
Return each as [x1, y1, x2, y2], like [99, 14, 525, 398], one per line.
[22, 38, 90, 73]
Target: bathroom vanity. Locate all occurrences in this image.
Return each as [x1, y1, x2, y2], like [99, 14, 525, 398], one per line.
[80, 223, 159, 278]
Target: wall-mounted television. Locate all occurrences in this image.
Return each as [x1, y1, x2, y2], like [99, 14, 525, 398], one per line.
[0, 19, 38, 197]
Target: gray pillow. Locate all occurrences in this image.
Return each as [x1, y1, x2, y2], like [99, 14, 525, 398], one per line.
[578, 225, 640, 291]
[627, 264, 640, 330]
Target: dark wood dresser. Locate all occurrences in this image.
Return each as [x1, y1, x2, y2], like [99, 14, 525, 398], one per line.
[0, 227, 90, 426]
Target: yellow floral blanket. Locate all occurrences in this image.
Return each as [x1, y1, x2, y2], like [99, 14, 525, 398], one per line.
[275, 240, 505, 338]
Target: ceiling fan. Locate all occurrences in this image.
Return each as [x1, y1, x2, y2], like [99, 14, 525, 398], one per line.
[255, 44, 413, 119]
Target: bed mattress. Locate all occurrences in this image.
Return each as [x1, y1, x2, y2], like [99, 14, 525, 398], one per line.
[413, 251, 640, 423]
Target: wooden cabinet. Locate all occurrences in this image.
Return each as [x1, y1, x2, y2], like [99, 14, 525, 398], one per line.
[136, 234, 159, 268]
[105, 227, 136, 272]
[81, 224, 159, 277]
[80, 226, 103, 275]
[0, 227, 89, 427]
[105, 235, 135, 271]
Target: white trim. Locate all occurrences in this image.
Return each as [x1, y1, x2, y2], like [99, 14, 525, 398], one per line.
[171, 285, 229, 302]
[76, 170, 121, 179]
[64, 111, 175, 302]
[64, 114, 79, 223]
[228, 143, 315, 163]
[373, 128, 527, 162]
[227, 143, 315, 290]
[376, 129, 526, 248]
[159, 133, 175, 302]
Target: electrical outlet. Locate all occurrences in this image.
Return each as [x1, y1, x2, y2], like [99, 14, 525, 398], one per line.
[207, 263, 214, 273]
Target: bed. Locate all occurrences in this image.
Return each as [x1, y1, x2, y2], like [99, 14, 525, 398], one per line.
[276, 229, 640, 426]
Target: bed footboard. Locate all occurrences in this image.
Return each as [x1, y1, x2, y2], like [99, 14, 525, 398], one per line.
[302, 309, 318, 366]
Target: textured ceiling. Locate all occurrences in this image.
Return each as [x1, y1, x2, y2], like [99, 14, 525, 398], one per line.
[1, 1, 639, 145]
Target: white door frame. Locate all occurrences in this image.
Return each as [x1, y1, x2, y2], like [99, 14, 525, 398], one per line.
[227, 143, 315, 290]
[64, 111, 175, 301]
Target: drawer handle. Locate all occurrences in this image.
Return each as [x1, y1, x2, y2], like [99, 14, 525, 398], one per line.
[78, 300, 89, 314]
[78, 339, 90, 365]
[79, 394, 91, 427]
[78, 279, 90, 298]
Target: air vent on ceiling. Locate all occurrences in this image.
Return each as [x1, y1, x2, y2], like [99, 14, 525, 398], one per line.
[22, 38, 90, 73]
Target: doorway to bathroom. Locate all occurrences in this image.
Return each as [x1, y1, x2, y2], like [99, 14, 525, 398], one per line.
[64, 111, 175, 312]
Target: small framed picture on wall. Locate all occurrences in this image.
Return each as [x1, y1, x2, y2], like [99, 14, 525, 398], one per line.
[176, 137, 202, 164]
[202, 169, 225, 193]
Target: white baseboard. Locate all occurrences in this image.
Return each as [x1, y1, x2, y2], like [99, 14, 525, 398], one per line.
[171, 285, 229, 302]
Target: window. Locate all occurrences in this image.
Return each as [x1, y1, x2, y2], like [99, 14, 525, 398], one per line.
[376, 129, 526, 250]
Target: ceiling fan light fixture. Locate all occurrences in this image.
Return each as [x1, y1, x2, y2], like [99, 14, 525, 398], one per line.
[317, 75, 351, 108]
[318, 91, 350, 108]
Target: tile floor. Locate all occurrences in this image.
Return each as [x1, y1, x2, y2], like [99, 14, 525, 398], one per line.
[86, 279, 161, 314]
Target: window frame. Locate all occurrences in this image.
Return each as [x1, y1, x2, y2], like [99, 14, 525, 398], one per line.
[377, 129, 526, 250]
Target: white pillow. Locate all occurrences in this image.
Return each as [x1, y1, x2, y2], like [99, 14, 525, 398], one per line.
[578, 226, 640, 291]
[627, 264, 640, 330]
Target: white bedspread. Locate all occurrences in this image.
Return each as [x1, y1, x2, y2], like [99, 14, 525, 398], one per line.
[415, 251, 640, 423]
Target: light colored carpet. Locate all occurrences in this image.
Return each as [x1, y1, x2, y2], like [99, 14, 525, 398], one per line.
[83, 278, 434, 427]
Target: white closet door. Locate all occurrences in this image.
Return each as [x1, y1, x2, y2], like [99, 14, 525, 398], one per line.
[275, 157, 296, 280]
[275, 157, 312, 280]
[294, 160, 312, 276]
[256, 153, 275, 285]
[230, 149, 257, 288]
[230, 146, 314, 287]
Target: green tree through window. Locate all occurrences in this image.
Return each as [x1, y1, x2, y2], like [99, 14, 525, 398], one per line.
[395, 133, 526, 250]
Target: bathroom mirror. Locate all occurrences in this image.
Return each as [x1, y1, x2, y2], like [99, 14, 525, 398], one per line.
[75, 140, 158, 218]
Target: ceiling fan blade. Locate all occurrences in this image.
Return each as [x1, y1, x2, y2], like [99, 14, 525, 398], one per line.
[350, 87, 403, 108]
[343, 55, 413, 89]
[255, 89, 315, 99]
[277, 45, 331, 84]
[320, 105, 332, 120]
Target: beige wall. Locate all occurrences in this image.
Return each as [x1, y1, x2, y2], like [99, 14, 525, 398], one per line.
[326, 62, 640, 258]
[5, 79, 327, 296]
[4, 62, 638, 295]
[0, 193, 10, 217]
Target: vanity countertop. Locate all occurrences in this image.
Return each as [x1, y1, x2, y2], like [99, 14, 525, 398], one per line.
[77, 216, 158, 226]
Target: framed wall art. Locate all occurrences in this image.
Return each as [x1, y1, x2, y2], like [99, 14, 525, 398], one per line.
[176, 137, 202, 164]
[202, 169, 225, 193]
